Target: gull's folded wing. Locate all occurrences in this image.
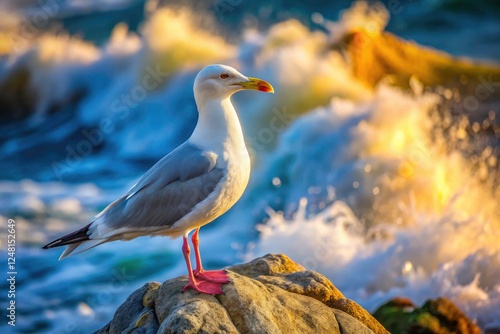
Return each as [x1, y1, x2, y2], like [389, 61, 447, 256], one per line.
[92, 143, 223, 237]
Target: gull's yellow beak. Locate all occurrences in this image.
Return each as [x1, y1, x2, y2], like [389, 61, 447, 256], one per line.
[236, 77, 274, 93]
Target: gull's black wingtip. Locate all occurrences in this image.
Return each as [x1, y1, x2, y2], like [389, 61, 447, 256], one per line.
[42, 240, 60, 249]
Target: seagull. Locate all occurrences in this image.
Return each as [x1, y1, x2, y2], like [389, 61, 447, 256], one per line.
[43, 64, 274, 294]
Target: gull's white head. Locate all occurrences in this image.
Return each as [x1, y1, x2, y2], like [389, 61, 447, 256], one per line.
[193, 64, 274, 107]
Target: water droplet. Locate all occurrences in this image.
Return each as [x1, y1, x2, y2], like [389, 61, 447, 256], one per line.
[272, 177, 281, 187]
[402, 261, 413, 275]
[78, 302, 94, 317]
[488, 110, 496, 121]
[311, 12, 324, 24]
[472, 122, 481, 133]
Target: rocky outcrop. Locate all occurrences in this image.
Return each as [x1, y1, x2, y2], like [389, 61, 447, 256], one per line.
[335, 28, 500, 94]
[96, 254, 389, 334]
[373, 296, 481, 334]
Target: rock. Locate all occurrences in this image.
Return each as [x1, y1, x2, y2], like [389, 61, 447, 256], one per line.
[96, 254, 388, 334]
[329, 298, 390, 334]
[335, 28, 500, 95]
[373, 296, 481, 334]
[0, 66, 36, 122]
[95, 282, 161, 334]
[0, 64, 87, 123]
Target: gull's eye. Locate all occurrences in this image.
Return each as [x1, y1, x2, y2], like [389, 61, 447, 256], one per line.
[220, 73, 229, 79]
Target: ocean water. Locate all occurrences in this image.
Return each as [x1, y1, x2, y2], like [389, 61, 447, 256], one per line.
[1, 1, 500, 333]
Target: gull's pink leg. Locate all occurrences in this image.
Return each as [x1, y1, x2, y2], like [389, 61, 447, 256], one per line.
[191, 228, 230, 283]
[192, 228, 204, 273]
[181, 235, 224, 295]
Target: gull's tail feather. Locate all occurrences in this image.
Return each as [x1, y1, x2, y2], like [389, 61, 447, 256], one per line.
[42, 223, 92, 249]
[58, 239, 108, 260]
[42, 222, 110, 260]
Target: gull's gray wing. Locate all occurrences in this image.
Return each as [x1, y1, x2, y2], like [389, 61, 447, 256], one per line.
[94, 143, 224, 234]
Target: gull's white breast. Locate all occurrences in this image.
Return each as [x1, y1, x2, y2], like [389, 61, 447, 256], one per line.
[166, 142, 250, 238]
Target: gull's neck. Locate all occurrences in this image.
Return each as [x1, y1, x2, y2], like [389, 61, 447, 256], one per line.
[189, 97, 247, 154]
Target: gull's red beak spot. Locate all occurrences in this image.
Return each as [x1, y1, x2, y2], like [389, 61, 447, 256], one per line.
[236, 77, 274, 93]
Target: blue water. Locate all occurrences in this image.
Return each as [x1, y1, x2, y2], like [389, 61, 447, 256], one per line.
[1, 0, 500, 332]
